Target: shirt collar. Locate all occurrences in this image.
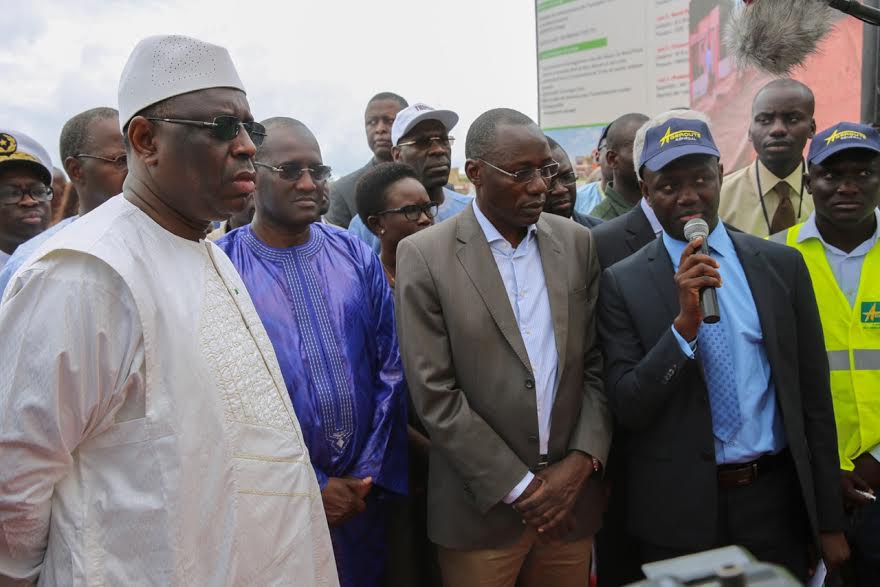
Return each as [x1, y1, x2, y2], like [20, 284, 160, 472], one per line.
[661, 219, 733, 269]
[640, 197, 663, 236]
[756, 158, 804, 196]
[796, 209, 880, 256]
[472, 199, 537, 247]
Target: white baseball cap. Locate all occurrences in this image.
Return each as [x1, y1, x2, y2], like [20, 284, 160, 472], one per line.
[391, 103, 459, 146]
[0, 129, 53, 185]
[118, 35, 246, 130]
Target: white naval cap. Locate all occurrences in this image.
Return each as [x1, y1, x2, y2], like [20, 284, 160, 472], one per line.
[117, 34, 246, 131]
[0, 128, 53, 185]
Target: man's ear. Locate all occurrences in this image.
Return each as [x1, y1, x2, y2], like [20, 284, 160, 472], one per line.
[605, 149, 618, 169]
[809, 118, 817, 138]
[640, 177, 651, 204]
[127, 116, 160, 165]
[804, 171, 812, 195]
[391, 147, 402, 162]
[464, 159, 482, 187]
[64, 156, 84, 183]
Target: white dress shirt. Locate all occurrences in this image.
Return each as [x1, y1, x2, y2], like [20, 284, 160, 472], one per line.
[472, 200, 559, 503]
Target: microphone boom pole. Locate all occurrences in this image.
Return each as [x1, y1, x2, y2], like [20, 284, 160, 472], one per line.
[828, 0, 880, 26]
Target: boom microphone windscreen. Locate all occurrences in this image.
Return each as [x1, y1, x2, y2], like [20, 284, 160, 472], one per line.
[725, 0, 835, 75]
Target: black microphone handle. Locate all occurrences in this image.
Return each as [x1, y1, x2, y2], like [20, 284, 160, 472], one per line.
[700, 287, 721, 324]
[696, 237, 721, 324]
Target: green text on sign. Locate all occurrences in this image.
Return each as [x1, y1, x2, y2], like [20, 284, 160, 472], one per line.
[539, 38, 608, 60]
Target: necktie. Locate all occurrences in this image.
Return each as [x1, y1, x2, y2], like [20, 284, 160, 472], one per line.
[700, 318, 742, 442]
[769, 181, 796, 234]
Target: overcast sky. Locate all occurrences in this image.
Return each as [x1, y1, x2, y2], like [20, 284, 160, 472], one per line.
[4, 1, 539, 178]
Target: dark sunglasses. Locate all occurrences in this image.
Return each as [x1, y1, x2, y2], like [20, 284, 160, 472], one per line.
[255, 162, 333, 182]
[375, 202, 439, 222]
[147, 116, 267, 146]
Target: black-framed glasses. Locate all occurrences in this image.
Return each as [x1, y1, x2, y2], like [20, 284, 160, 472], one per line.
[396, 136, 455, 150]
[255, 161, 333, 182]
[375, 202, 439, 222]
[147, 116, 267, 146]
[0, 185, 53, 205]
[75, 153, 128, 169]
[550, 171, 578, 188]
[479, 159, 559, 184]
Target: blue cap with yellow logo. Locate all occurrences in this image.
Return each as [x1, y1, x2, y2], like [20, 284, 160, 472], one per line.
[808, 122, 880, 166]
[639, 118, 720, 174]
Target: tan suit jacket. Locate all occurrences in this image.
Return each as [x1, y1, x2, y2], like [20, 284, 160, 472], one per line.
[395, 204, 612, 549]
[718, 159, 813, 237]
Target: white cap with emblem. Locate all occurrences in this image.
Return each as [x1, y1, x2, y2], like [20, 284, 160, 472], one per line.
[117, 34, 246, 131]
[0, 129, 53, 185]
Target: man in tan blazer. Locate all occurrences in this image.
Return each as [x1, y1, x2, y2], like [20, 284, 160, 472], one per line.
[395, 108, 612, 587]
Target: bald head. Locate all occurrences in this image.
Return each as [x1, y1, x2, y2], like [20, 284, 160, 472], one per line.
[605, 112, 648, 192]
[606, 113, 649, 152]
[257, 117, 320, 159]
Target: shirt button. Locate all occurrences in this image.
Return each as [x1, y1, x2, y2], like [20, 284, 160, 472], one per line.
[525, 379, 535, 389]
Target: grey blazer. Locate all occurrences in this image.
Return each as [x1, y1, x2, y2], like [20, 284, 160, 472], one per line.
[395, 204, 612, 549]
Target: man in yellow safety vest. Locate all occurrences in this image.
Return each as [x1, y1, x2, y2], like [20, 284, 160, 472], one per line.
[772, 121, 880, 585]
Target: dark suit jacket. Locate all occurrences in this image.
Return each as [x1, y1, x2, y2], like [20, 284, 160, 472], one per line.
[572, 210, 603, 230]
[325, 159, 374, 227]
[597, 231, 845, 550]
[590, 203, 656, 270]
[395, 205, 612, 549]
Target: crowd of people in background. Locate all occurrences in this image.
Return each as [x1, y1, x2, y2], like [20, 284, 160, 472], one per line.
[1, 33, 880, 587]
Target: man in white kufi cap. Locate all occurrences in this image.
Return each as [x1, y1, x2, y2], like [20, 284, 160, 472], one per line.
[0, 35, 338, 585]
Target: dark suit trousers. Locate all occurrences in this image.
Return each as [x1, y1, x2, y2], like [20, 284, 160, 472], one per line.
[638, 457, 809, 583]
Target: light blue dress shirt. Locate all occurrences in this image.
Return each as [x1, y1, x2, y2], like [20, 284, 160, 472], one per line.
[0, 215, 78, 297]
[472, 200, 559, 502]
[664, 222, 785, 464]
[796, 209, 880, 306]
[347, 187, 473, 253]
[574, 181, 604, 217]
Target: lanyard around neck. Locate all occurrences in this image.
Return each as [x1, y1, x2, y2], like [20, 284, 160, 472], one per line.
[755, 159, 805, 234]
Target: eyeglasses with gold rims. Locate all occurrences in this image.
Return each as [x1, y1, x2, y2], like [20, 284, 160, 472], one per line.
[75, 153, 128, 169]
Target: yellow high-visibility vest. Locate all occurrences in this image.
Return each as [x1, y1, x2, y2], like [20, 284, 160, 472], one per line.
[782, 224, 880, 470]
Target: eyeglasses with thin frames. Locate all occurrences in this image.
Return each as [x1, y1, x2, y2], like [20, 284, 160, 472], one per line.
[0, 185, 53, 205]
[396, 136, 455, 150]
[375, 202, 439, 222]
[255, 162, 333, 182]
[75, 153, 128, 169]
[479, 159, 559, 184]
[550, 171, 578, 188]
[147, 116, 267, 146]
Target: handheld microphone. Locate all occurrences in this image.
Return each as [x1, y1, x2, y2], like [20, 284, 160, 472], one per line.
[726, 0, 880, 75]
[683, 218, 721, 324]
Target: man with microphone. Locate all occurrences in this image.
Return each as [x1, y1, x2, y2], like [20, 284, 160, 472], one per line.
[598, 110, 848, 580]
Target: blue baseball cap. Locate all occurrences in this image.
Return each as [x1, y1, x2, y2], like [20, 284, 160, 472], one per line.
[639, 118, 720, 174]
[808, 122, 880, 165]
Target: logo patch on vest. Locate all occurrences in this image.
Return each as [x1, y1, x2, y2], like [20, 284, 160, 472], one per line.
[861, 302, 880, 326]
